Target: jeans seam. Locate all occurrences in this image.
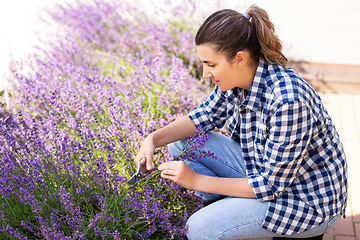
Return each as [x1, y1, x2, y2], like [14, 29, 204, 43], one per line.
[189, 157, 246, 176]
[214, 219, 264, 240]
[216, 157, 246, 176]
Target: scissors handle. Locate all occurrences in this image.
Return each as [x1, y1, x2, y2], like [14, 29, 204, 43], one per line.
[135, 158, 146, 175]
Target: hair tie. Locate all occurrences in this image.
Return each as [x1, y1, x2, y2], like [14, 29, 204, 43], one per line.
[243, 12, 250, 20]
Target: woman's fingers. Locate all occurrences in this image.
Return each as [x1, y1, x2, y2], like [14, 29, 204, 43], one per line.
[159, 161, 195, 183]
[159, 161, 177, 170]
[134, 135, 156, 170]
[145, 156, 153, 170]
[159, 161, 199, 189]
[160, 170, 175, 177]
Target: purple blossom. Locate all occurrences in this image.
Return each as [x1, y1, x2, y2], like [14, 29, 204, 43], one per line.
[173, 127, 218, 162]
[0, 0, 227, 238]
[59, 186, 83, 231]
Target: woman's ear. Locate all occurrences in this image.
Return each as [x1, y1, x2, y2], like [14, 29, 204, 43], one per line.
[235, 51, 247, 69]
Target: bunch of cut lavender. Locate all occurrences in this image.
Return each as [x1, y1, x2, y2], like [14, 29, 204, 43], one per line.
[136, 127, 217, 188]
[173, 127, 218, 162]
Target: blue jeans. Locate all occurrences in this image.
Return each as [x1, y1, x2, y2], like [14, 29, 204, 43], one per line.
[167, 131, 340, 240]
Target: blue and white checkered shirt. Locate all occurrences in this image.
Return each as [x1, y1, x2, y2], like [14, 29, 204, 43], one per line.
[186, 58, 348, 235]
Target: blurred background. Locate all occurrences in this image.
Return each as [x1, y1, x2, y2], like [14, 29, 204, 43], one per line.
[0, 0, 360, 73]
[0, 0, 360, 82]
[1, 0, 360, 90]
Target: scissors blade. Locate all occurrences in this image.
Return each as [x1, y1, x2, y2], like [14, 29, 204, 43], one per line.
[127, 158, 146, 187]
[127, 174, 139, 185]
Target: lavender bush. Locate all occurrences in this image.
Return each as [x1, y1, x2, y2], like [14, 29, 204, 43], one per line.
[0, 0, 227, 239]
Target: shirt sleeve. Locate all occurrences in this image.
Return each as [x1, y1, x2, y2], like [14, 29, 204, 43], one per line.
[248, 100, 314, 202]
[186, 85, 228, 133]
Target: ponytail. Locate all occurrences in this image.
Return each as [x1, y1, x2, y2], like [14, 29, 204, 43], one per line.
[195, 5, 288, 68]
[246, 4, 288, 67]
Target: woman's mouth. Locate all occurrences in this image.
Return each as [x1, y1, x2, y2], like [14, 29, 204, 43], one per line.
[212, 78, 220, 84]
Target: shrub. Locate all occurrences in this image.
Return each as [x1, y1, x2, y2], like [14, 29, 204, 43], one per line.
[0, 0, 225, 239]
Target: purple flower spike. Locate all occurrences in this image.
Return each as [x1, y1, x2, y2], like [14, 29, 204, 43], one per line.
[0, 0, 228, 238]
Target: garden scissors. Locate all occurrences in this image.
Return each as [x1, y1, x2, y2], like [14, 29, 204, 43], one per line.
[127, 158, 157, 189]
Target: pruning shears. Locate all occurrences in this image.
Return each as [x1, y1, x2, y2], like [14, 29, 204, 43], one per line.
[127, 157, 157, 189]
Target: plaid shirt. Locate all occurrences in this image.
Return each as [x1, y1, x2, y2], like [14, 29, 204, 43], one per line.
[187, 58, 348, 235]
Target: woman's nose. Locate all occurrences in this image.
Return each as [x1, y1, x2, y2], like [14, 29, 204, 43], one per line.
[203, 67, 213, 79]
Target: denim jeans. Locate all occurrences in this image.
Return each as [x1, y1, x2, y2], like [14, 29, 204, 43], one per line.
[167, 131, 340, 240]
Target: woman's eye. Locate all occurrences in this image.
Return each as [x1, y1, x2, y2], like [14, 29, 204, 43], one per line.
[208, 64, 215, 67]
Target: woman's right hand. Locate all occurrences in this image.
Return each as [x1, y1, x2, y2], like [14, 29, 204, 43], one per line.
[133, 115, 196, 173]
[134, 134, 156, 172]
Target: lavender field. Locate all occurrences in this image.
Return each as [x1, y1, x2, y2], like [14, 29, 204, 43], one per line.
[0, 0, 219, 239]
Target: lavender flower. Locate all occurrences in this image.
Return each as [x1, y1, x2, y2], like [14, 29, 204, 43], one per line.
[173, 127, 218, 162]
[0, 0, 228, 238]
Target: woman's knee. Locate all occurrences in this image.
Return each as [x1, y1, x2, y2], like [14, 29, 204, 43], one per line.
[186, 197, 271, 239]
[186, 211, 215, 239]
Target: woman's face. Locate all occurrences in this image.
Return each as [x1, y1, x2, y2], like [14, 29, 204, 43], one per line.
[196, 44, 254, 91]
[196, 44, 249, 91]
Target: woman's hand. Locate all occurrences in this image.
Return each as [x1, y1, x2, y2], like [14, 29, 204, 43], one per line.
[134, 115, 196, 173]
[158, 161, 199, 190]
[159, 161, 256, 199]
[134, 134, 156, 172]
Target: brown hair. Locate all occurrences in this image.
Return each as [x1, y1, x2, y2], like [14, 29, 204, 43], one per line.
[195, 5, 288, 68]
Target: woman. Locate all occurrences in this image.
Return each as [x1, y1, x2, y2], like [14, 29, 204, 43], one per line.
[134, 4, 347, 240]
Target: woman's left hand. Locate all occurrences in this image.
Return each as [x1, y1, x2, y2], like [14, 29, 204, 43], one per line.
[158, 161, 199, 189]
[159, 161, 256, 199]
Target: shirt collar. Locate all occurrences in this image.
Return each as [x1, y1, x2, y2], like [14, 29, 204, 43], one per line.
[239, 58, 268, 112]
